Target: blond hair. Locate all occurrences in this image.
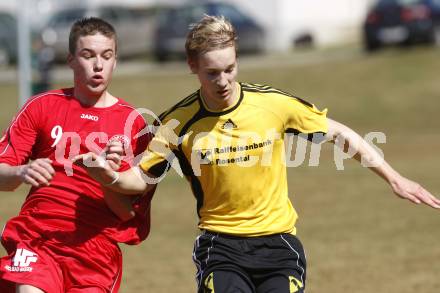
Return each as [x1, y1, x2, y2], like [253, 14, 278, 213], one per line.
[185, 15, 237, 60]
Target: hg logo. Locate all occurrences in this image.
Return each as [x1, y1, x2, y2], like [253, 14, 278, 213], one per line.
[13, 248, 38, 267]
[5, 248, 38, 272]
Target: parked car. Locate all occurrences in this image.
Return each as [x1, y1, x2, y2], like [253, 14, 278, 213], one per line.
[363, 0, 440, 51]
[153, 2, 265, 61]
[0, 11, 17, 66]
[41, 5, 155, 62]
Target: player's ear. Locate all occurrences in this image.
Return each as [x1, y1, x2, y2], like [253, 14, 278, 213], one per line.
[187, 57, 198, 74]
[67, 53, 74, 68]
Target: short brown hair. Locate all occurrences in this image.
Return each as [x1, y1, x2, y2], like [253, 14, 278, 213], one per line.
[69, 17, 117, 54]
[185, 15, 237, 61]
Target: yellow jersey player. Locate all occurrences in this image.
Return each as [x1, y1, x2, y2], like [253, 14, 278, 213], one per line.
[74, 15, 440, 293]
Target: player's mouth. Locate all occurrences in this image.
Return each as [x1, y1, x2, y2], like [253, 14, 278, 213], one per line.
[91, 75, 104, 84]
[217, 88, 229, 98]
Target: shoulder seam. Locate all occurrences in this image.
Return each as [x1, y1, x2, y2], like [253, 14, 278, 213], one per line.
[159, 92, 199, 121]
[242, 83, 313, 108]
[1, 92, 72, 157]
[117, 104, 148, 124]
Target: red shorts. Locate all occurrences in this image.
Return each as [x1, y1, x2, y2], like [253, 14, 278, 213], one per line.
[0, 217, 122, 293]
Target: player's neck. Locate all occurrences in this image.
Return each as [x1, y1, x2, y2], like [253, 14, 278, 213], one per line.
[74, 90, 118, 108]
[201, 82, 239, 111]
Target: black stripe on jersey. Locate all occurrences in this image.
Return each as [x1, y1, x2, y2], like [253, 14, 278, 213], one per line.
[174, 148, 204, 218]
[240, 82, 271, 90]
[241, 83, 314, 108]
[285, 129, 327, 143]
[148, 160, 172, 178]
[158, 92, 199, 122]
[177, 108, 211, 218]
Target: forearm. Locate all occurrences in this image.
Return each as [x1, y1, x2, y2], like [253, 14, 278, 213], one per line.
[354, 138, 401, 185]
[0, 163, 24, 191]
[326, 118, 440, 208]
[326, 118, 400, 185]
[105, 166, 153, 195]
[103, 189, 137, 221]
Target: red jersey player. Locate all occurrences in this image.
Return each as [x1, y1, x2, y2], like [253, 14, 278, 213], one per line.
[0, 18, 152, 292]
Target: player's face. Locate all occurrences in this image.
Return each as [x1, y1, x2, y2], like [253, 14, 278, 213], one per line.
[68, 33, 116, 100]
[189, 46, 238, 110]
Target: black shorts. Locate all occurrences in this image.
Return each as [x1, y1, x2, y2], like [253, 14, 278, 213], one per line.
[192, 231, 306, 293]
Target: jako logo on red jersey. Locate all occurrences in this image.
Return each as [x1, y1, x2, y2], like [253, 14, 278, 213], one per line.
[80, 113, 99, 121]
[4, 248, 38, 272]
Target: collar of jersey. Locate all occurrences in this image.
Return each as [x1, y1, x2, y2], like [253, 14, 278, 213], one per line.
[199, 82, 242, 114]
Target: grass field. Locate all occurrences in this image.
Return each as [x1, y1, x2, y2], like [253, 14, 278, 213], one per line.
[1, 46, 440, 292]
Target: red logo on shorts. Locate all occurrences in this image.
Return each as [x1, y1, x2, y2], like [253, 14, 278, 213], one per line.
[4, 248, 38, 272]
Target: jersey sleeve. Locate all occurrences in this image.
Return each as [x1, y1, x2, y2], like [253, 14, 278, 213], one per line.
[278, 95, 328, 136]
[139, 116, 178, 177]
[0, 98, 41, 166]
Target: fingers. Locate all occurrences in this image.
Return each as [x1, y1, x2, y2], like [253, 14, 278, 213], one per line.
[72, 153, 105, 168]
[106, 153, 122, 171]
[102, 141, 125, 171]
[20, 159, 55, 187]
[413, 187, 440, 209]
[399, 184, 440, 209]
[400, 192, 421, 205]
[105, 141, 125, 156]
[30, 164, 53, 184]
[22, 172, 41, 187]
[72, 154, 87, 167]
[38, 158, 56, 175]
[392, 177, 440, 209]
[107, 160, 120, 171]
[427, 189, 440, 205]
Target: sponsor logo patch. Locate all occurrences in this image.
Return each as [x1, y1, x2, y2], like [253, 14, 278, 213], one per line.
[80, 113, 99, 121]
[4, 248, 38, 272]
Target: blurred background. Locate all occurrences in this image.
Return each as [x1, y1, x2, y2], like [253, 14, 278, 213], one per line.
[1, 0, 440, 292]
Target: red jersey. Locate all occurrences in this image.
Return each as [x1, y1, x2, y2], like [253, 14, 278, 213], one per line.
[0, 88, 151, 245]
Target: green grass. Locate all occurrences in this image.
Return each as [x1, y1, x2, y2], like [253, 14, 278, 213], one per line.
[1, 46, 440, 292]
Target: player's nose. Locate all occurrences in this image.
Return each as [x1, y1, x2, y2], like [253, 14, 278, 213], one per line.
[94, 57, 103, 71]
[216, 73, 228, 87]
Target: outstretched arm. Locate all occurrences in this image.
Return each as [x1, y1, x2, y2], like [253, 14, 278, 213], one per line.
[325, 118, 440, 209]
[72, 152, 155, 195]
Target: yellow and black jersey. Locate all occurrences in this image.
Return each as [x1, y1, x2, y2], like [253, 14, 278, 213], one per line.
[140, 82, 328, 236]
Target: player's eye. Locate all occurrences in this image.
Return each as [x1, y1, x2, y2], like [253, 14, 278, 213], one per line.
[207, 71, 219, 76]
[103, 53, 112, 60]
[81, 53, 93, 59]
[225, 65, 235, 73]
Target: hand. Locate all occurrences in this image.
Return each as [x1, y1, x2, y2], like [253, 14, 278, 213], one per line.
[104, 140, 124, 171]
[17, 158, 55, 187]
[72, 152, 117, 185]
[390, 175, 440, 209]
